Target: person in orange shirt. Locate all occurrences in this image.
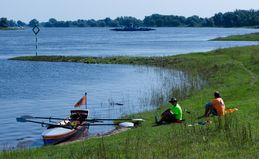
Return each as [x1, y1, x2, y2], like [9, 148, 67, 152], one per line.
[198, 91, 225, 119]
[198, 91, 238, 120]
[211, 91, 225, 116]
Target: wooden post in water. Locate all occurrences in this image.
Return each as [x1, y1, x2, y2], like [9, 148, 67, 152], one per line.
[32, 25, 40, 56]
[35, 36, 38, 56]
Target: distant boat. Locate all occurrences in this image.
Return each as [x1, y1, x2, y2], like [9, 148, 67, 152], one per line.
[111, 27, 155, 31]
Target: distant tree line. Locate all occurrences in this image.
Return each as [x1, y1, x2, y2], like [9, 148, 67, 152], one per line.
[0, 17, 26, 28]
[1, 9, 259, 28]
[143, 10, 259, 27]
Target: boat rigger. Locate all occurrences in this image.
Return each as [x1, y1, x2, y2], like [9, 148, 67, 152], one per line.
[16, 92, 145, 145]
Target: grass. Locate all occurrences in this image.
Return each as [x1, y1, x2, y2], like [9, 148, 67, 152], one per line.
[211, 32, 259, 41]
[3, 45, 259, 158]
[0, 27, 20, 30]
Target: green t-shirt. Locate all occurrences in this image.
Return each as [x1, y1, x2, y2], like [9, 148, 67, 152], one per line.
[170, 103, 183, 120]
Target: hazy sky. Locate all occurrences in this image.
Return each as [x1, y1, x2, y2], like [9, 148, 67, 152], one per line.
[1, 0, 259, 22]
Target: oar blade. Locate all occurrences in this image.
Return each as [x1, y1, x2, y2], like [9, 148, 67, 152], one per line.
[20, 115, 34, 119]
[16, 117, 27, 122]
[119, 122, 134, 128]
[115, 103, 124, 106]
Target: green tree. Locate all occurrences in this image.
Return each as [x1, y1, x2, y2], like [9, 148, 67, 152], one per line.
[10, 9, 259, 28]
[115, 16, 143, 27]
[144, 14, 163, 27]
[222, 12, 236, 27]
[29, 19, 39, 27]
[213, 12, 223, 27]
[87, 19, 97, 27]
[202, 18, 215, 27]
[186, 15, 202, 27]
[0, 17, 8, 28]
[17, 20, 26, 27]
[76, 19, 87, 27]
[8, 20, 17, 27]
[46, 18, 58, 27]
[143, 15, 156, 26]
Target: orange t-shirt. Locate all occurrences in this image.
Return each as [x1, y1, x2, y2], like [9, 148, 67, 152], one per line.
[212, 98, 225, 116]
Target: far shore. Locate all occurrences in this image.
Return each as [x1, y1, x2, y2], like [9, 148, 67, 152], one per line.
[210, 32, 259, 41]
[0, 27, 25, 30]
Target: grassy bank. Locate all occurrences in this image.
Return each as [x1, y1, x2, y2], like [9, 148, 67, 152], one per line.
[3, 45, 259, 158]
[211, 32, 259, 41]
[0, 27, 21, 30]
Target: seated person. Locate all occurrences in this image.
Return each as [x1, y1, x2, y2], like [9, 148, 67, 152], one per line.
[156, 97, 183, 125]
[69, 112, 83, 127]
[198, 91, 237, 119]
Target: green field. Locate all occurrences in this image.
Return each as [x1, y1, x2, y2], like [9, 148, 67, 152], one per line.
[3, 45, 259, 158]
[211, 32, 259, 41]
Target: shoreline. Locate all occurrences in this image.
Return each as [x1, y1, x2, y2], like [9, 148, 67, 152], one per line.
[210, 32, 259, 41]
[2, 45, 259, 158]
[0, 27, 24, 30]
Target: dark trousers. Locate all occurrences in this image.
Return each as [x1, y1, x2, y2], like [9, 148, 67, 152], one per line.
[158, 109, 182, 124]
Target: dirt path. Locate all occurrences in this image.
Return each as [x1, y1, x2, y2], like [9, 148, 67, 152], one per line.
[236, 61, 257, 86]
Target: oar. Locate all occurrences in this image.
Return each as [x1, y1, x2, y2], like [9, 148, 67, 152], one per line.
[85, 122, 135, 128]
[90, 118, 145, 122]
[17, 117, 135, 128]
[20, 115, 67, 121]
[20, 115, 103, 123]
[20, 115, 144, 123]
[86, 123, 118, 126]
[16, 117, 74, 129]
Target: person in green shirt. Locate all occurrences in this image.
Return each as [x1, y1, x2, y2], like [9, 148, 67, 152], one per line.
[156, 97, 183, 125]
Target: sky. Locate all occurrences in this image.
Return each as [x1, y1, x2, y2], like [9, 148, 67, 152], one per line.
[1, 0, 259, 22]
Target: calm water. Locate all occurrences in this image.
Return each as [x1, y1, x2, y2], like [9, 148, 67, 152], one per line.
[0, 27, 257, 149]
[0, 27, 258, 58]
